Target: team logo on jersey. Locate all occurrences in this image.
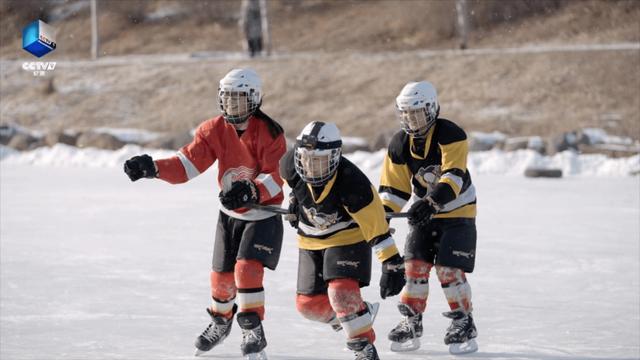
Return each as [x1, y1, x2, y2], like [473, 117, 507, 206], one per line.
[221, 166, 256, 192]
[415, 165, 441, 192]
[302, 206, 341, 230]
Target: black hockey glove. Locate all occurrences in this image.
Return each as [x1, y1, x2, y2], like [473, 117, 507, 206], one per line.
[407, 197, 437, 227]
[219, 180, 259, 210]
[379, 254, 406, 299]
[287, 192, 299, 228]
[124, 154, 157, 181]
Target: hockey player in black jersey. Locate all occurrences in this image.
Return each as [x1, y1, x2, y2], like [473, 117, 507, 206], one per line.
[379, 81, 478, 355]
[280, 121, 406, 360]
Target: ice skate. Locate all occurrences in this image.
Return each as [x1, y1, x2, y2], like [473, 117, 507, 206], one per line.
[194, 305, 237, 356]
[237, 312, 268, 360]
[346, 337, 380, 360]
[443, 310, 478, 355]
[388, 303, 422, 352]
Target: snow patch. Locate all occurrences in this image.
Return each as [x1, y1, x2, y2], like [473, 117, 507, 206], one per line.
[92, 128, 163, 144]
[1, 144, 637, 177]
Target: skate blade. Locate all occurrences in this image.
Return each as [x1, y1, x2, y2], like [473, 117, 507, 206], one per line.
[245, 350, 268, 360]
[194, 348, 207, 357]
[449, 338, 478, 354]
[390, 338, 420, 352]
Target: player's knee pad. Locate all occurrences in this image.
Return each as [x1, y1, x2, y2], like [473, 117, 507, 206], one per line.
[436, 265, 472, 313]
[210, 271, 236, 301]
[235, 259, 265, 319]
[295, 294, 334, 323]
[210, 271, 237, 316]
[401, 260, 432, 313]
[327, 278, 363, 316]
[234, 259, 264, 288]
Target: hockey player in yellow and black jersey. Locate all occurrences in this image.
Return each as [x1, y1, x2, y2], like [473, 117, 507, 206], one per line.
[280, 121, 405, 360]
[380, 81, 479, 355]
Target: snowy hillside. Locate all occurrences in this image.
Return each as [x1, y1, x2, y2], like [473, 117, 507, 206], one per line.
[1, 148, 639, 360]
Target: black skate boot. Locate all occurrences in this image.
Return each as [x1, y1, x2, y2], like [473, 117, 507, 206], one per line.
[237, 312, 268, 360]
[346, 337, 380, 360]
[388, 303, 423, 352]
[194, 304, 237, 356]
[443, 310, 478, 354]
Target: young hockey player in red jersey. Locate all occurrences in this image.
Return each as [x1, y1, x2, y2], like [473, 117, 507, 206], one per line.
[123, 68, 286, 360]
[379, 81, 479, 355]
[280, 121, 406, 360]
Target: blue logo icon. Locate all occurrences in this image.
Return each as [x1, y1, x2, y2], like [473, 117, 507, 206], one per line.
[22, 20, 57, 58]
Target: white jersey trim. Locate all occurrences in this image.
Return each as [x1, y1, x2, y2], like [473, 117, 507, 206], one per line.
[176, 151, 200, 180]
[298, 219, 355, 237]
[379, 192, 408, 210]
[371, 236, 395, 259]
[219, 206, 278, 221]
[441, 172, 464, 192]
[408, 183, 475, 213]
[441, 183, 476, 212]
[255, 173, 281, 198]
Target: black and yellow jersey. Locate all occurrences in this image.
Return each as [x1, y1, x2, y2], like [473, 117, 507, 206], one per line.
[379, 118, 476, 219]
[280, 149, 399, 262]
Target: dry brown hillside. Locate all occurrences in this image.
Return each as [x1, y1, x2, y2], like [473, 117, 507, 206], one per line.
[1, 0, 639, 144]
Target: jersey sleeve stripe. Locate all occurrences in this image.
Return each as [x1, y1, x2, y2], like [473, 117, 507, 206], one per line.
[440, 173, 463, 196]
[255, 173, 281, 198]
[176, 150, 201, 180]
[379, 191, 409, 211]
[371, 236, 400, 262]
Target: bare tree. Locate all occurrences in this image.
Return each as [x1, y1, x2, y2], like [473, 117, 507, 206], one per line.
[91, 0, 99, 59]
[455, 0, 469, 50]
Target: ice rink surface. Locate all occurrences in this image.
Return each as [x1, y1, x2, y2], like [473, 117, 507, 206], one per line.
[1, 164, 638, 360]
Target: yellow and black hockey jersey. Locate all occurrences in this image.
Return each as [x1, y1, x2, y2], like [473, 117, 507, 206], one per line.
[280, 149, 399, 262]
[379, 118, 476, 218]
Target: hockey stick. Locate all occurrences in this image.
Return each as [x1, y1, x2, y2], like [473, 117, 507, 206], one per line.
[248, 204, 409, 219]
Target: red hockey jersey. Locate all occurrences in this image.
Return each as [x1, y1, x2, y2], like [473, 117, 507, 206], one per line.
[154, 115, 287, 221]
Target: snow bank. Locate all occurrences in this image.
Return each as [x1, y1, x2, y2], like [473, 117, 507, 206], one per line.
[2, 144, 637, 177]
[0, 144, 174, 168]
[92, 128, 163, 144]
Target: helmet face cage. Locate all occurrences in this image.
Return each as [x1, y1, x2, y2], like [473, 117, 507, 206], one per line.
[294, 146, 341, 186]
[397, 102, 437, 138]
[218, 88, 260, 124]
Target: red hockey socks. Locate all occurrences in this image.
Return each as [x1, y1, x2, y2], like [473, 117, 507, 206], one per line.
[328, 278, 375, 344]
[235, 259, 266, 319]
[436, 265, 473, 313]
[400, 259, 432, 314]
[210, 271, 237, 319]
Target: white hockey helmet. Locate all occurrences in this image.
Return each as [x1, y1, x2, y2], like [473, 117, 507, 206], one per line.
[218, 68, 263, 124]
[294, 121, 342, 186]
[395, 81, 439, 137]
